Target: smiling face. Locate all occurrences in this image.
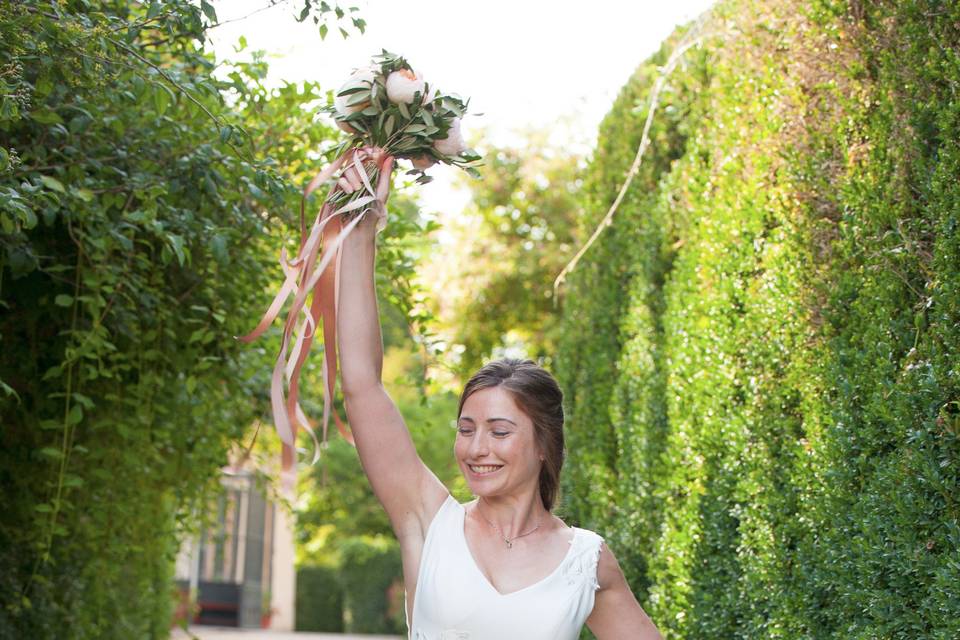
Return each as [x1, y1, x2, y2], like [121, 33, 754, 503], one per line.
[455, 386, 544, 499]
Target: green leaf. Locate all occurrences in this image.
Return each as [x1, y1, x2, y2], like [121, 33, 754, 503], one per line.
[66, 404, 83, 426]
[153, 84, 170, 116]
[200, 0, 217, 23]
[31, 108, 63, 125]
[21, 208, 38, 230]
[337, 85, 370, 96]
[170, 234, 187, 266]
[34, 503, 54, 513]
[54, 294, 73, 307]
[40, 176, 66, 193]
[345, 91, 371, 106]
[73, 187, 94, 202]
[38, 448, 63, 460]
[219, 125, 233, 143]
[319, 24, 328, 40]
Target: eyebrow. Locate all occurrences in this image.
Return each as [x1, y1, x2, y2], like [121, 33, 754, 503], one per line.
[458, 416, 518, 426]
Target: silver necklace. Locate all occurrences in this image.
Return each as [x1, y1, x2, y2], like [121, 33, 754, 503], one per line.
[475, 500, 541, 548]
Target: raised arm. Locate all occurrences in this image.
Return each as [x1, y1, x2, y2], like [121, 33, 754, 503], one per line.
[335, 156, 448, 541]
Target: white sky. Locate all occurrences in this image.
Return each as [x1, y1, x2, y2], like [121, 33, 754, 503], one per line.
[209, 0, 716, 218]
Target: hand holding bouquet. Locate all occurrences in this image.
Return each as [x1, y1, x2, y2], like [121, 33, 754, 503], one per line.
[239, 51, 481, 469]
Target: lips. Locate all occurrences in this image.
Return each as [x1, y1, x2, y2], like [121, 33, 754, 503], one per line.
[468, 464, 503, 476]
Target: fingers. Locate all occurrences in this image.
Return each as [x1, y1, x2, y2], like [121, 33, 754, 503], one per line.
[376, 155, 394, 202]
[337, 165, 365, 194]
[336, 151, 393, 201]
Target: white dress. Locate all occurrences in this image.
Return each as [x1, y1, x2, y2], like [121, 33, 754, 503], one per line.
[406, 493, 605, 640]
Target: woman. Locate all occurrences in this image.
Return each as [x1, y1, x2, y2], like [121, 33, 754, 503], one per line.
[335, 155, 662, 639]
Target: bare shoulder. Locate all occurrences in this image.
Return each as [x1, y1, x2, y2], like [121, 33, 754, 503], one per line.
[596, 540, 624, 590]
[586, 541, 664, 640]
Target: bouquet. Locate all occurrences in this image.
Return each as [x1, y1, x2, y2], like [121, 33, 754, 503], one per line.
[239, 51, 481, 470]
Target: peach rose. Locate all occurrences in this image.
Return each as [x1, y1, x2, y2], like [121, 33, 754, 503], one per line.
[385, 68, 426, 105]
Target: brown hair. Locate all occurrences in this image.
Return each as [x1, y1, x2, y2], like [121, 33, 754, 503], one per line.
[457, 358, 565, 512]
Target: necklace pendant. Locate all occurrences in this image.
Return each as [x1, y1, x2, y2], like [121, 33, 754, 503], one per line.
[506, 540, 513, 549]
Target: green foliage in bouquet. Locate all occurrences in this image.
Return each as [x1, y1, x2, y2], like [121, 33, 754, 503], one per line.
[322, 50, 482, 195]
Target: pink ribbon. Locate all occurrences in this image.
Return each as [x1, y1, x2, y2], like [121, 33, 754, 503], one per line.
[238, 146, 393, 470]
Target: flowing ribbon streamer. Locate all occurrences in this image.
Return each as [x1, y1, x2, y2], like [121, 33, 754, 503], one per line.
[237, 146, 393, 470]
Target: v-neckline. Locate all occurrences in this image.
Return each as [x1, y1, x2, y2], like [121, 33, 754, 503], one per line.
[459, 500, 579, 597]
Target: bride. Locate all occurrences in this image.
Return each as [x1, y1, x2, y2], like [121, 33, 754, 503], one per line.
[334, 155, 662, 639]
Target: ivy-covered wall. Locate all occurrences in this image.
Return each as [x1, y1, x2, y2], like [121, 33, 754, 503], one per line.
[558, 1, 959, 638]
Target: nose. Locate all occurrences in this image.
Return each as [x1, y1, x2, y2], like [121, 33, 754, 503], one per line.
[467, 430, 491, 459]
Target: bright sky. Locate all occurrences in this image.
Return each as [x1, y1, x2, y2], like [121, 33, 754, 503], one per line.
[209, 0, 716, 217]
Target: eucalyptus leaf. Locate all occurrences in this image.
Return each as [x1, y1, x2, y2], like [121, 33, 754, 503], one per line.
[345, 91, 371, 107]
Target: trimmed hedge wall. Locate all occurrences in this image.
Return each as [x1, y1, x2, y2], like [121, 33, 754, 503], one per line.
[295, 565, 344, 632]
[296, 537, 406, 635]
[557, 1, 960, 638]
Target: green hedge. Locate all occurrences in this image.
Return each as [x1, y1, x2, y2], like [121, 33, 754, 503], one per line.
[558, 1, 960, 638]
[295, 565, 344, 632]
[337, 535, 405, 635]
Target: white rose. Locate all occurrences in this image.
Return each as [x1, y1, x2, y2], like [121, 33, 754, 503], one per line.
[385, 68, 426, 105]
[334, 66, 377, 115]
[433, 118, 466, 156]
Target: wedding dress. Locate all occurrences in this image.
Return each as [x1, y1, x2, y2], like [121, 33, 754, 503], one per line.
[406, 493, 604, 640]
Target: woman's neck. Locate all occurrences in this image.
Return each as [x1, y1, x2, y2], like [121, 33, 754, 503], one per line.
[474, 492, 548, 539]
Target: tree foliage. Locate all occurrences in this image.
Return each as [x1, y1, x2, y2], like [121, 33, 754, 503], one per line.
[0, 1, 424, 637]
[433, 128, 584, 377]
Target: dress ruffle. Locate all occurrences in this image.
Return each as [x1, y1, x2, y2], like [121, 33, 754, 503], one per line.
[562, 530, 604, 591]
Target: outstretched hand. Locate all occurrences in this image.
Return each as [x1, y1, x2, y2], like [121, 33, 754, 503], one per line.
[336, 149, 395, 233]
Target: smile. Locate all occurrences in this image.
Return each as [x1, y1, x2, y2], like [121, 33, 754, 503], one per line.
[468, 464, 503, 475]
